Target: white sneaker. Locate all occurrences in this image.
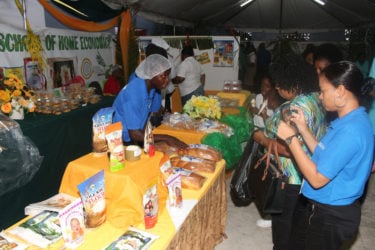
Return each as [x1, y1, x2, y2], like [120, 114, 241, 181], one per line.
[256, 219, 272, 228]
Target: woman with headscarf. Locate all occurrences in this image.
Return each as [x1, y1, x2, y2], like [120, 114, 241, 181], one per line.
[112, 54, 187, 149]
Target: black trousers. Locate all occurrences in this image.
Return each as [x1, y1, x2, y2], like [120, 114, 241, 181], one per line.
[290, 194, 361, 250]
[271, 184, 301, 250]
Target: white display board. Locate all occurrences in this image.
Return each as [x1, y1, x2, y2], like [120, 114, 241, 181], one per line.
[139, 36, 239, 91]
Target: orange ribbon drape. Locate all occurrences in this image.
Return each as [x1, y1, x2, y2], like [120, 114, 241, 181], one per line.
[38, 0, 121, 32]
[119, 11, 130, 83]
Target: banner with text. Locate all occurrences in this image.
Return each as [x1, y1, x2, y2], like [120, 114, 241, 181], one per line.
[0, 25, 115, 90]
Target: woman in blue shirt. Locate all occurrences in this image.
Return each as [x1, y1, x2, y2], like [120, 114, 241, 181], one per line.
[113, 54, 187, 149]
[277, 61, 374, 249]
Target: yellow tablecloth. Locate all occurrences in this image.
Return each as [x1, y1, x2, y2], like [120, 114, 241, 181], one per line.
[153, 124, 206, 144]
[59, 152, 167, 229]
[6, 151, 226, 249]
[216, 90, 251, 106]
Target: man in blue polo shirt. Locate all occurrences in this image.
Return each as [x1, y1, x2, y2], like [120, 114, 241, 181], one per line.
[112, 54, 187, 149]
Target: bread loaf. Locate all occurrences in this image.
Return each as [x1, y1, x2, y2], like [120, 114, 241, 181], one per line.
[179, 144, 222, 162]
[170, 155, 216, 173]
[173, 167, 206, 190]
[154, 141, 179, 156]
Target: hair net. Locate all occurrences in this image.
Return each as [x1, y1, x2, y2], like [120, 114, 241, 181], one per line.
[135, 54, 171, 80]
[151, 37, 170, 50]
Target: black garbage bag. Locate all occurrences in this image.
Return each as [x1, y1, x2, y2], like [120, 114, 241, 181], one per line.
[229, 135, 258, 207]
[0, 114, 43, 196]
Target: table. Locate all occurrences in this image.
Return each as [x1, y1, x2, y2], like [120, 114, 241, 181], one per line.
[6, 151, 226, 249]
[153, 124, 206, 144]
[216, 90, 251, 107]
[0, 96, 115, 229]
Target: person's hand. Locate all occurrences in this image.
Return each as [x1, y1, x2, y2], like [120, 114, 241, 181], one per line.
[277, 121, 296, 141]
[253, 130, 266, 144]
[289, 106, 308, 134]
[250, 106, 259, 115]
[260, 108, 268, 120]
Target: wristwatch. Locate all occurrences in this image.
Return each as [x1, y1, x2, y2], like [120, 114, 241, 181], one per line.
[284, 134, 298, 145]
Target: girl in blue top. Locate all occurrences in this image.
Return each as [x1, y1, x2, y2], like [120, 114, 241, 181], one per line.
[277, 61, 374, 249]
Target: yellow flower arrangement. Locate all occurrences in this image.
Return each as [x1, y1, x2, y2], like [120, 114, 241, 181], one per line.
[0, 74, 36, 116]
[183, 95, 222, 120]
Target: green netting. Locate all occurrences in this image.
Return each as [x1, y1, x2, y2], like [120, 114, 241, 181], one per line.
[220, 107, 254, 143]
[202, 108, 255, 170]
[202, 132, 242, 170]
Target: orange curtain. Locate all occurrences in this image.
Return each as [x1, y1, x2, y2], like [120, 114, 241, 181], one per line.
[119, 11, 130, 83]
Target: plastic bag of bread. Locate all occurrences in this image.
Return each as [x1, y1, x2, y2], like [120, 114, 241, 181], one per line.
[179, 144, 222, 162]
[173, 167, 206, 190]
[159, 158, 183, 207]
[154, 141, 179, 157]
[160, 157, 206, 190]
[92, 107, 114, 155]
[170, 155, 216, 173]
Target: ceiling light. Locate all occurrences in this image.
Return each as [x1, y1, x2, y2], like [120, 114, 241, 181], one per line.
[312, 0, 326, 6]
[240, 0, 254, 8]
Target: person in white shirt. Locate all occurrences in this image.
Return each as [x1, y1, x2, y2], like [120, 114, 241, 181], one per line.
[251, 74, 278, 129]
[150, 37, 176, 112]
[172, 45, 205, 107]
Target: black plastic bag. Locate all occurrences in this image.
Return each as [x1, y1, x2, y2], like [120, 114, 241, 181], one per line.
[229, 136, 258, 207]
[0, 114, 43, 196]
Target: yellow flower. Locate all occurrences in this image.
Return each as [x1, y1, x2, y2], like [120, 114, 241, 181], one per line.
[4, 79, 14, 87]
[15, 81, 24, 90]
[12, 89, 22, 97]
[19, 97, 28, 107]
[0, 90, 11, 102]
[1, 74, 36, 116]
[183, 95, 222, 120]
[1, 102, 12, 114]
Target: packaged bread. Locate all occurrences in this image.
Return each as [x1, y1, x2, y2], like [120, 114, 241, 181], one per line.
[178, 144, 222, 162]
[160, 157, 206, 190]
[92, 107, 114, 155]
[173, 167, 206, 190]
[170, 155, 216, 173]
[77, 170, 106, 228]
[154, 141, 179, 157]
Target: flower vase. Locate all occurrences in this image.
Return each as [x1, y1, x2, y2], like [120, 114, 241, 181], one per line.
[9, 100, 24, 120]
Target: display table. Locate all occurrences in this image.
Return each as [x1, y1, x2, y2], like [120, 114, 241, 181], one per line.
[0, 96, 115, 229]
[6, 151, 226, 249]
[59, 151, 226, 249]
[216, 90, 251, 106]
[153, 124, 206, 144]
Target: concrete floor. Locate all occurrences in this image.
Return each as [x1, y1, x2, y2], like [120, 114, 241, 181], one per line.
[215, 173, 375, 250]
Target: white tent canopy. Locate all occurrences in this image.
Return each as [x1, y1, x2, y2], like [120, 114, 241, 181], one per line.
[135, 0, 375, 32]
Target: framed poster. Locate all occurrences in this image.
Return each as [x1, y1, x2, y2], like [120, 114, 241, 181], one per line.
[47, 57, 77, 88]
[24, 58, 47, 90]
[212, 40, 234, 67]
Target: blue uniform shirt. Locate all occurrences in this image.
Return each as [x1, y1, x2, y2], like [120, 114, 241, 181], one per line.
[302, 107, 374, 205]
[112, 74, 160, 142]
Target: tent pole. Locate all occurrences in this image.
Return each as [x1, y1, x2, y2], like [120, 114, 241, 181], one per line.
[279, 0, 283, 34]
